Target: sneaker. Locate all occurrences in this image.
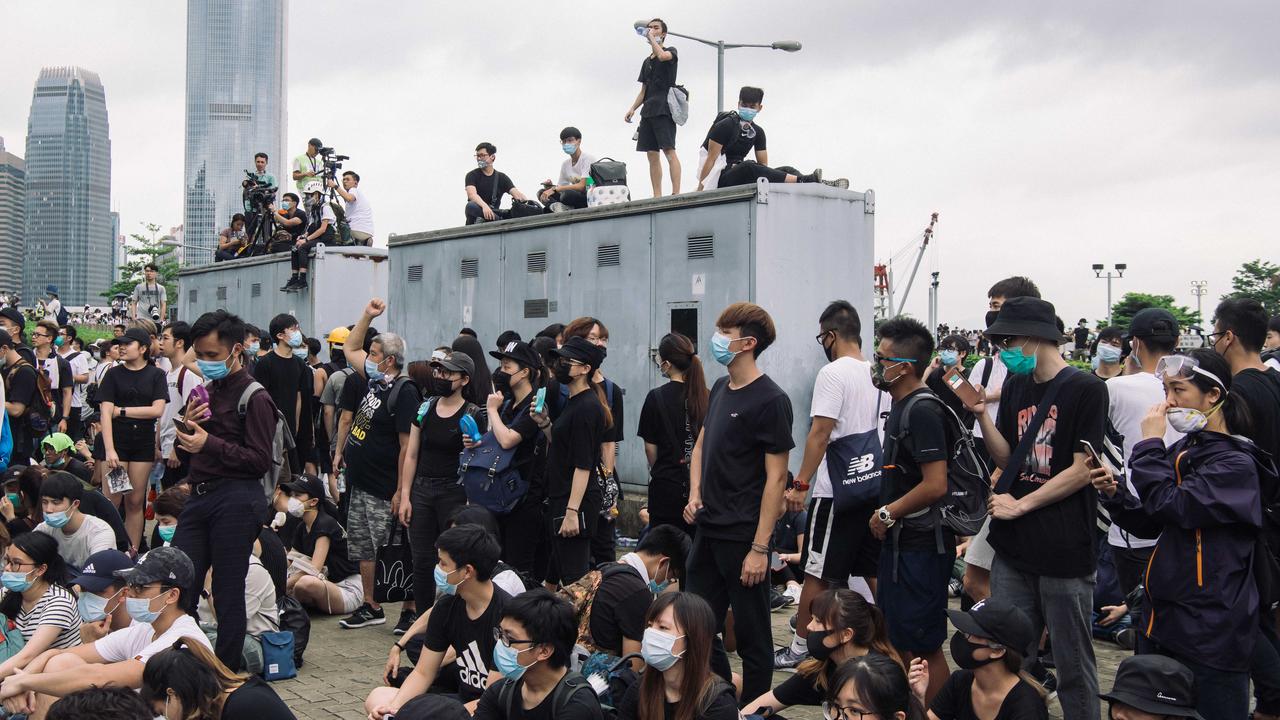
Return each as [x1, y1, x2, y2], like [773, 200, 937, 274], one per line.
[339, 603, 386, 629]
[773, 645, 808, 670]
[549, 202, 570, 214]
[948, 578, 964, 598]
[280, 277, 299, 292]
[783, 584, 802, 605]
[1113, 626, 1136, 650]
[294, 276, 309, 291]
[1027, 661, 1058, 699]
[769, 588, 794, 612]
[822, 178, 851, 189]
[393, 609, 417, 636]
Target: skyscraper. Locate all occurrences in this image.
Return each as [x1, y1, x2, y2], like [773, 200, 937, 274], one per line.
[22, 67, 113, 307]
[183, 0, 288, 265]
[0, 138, 25, 295]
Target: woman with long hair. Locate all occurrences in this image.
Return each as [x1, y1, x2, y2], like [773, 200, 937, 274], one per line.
[141, 636, 293, 719]
[637, 333, 708, 536]
[827, 653, 926, 720]
[1093, 348, 1272, 718]
[0, 532, 81, 678]
[451, 334, 494, 406]
[618, 592, 737, 720]
[744, 589, 900, 715]
[2, 466, 45, 538]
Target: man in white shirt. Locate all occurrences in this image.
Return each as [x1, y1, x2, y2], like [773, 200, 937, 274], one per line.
[34, 473, 117, 569]
[333, 170, 375, 246]
[539, 127, 597, 212]
[775, 300, 885, 669]
[157, 322, 200, 486]
[0, 547, 211, 717]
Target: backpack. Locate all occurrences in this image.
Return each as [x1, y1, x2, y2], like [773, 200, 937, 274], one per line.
[0, 614, 25, 662]
[557, 562, 643, 655]
[8, 361, 53, 434]
[260, 630, 297, 681]
[0, 414, 11, 472]
[236, 381, 297, 499]
[885, 392, 992, 549]
[588, 158, 627, 188]
[496, 671, 603, 720]
[458, 400, 528, 515]
[327, 200, 353, 246]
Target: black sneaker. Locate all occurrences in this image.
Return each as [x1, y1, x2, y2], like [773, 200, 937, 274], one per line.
[393, 609, 418, 636]
[1027, 660, 1058, 699]
[280, 277, 299, 292]
[769, 587, 794, 611]
[339, 603, 385, 629]
[294, 276, 309, 291]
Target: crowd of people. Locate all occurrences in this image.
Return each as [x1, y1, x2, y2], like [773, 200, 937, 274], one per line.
[0, 274, 1277, 720]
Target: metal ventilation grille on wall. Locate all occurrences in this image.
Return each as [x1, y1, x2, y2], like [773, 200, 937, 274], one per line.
[527, 251, 547, 273]
[597, 244, 621, 267]
[216, 286, 227, 301]
[688, 235, 714, 259]
[524, 299, 550, 318]
[407, 264, 424, 282]
[251, 283, 261, 298]
[460, 258, 479, 279]
[188, 289, 197, 304]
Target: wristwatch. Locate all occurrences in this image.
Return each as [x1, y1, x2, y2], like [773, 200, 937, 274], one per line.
[876, 505, 896, 528]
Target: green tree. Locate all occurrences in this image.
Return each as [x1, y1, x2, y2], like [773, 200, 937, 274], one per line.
[1107, 292, 1200, 330]
[102, 222, 179, 308]
[1223, 259, 1280, 316]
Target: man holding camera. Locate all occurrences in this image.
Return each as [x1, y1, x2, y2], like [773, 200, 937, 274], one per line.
[292, 138, 324, 192]
[130, 264, 166, 322]
[330, 171, 374, 246]
[242, 152, 277, 250]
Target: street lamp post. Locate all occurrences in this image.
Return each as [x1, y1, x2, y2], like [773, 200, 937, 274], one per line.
[161, 239, 214, 267]
[1191, 280, 1208, 326]
[1092, 263, 1127, 325]
[634, 21, 802, 113]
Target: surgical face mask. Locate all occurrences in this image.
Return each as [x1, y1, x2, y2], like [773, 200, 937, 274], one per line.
[1167, 405, 1220, 434]
[562, 143, 577, 155]
[939, 349, 959, 367]
[196, 350, 235, 381]
[44, 510, 71, 529]
[737, 106, 759, 123]
[871, 357, 909, 391]
[6, 493, 20, 507]
[126, 593, 166, 624]
[434, 565, 463, 596]
[1097, 344, 1122, 364]
[1, 570, 34, 593]
[641, 627, 686, 672]
[1000, 341, 1038, 376]
[648, 563, 671, 594]
[950, 631, 1001, 670]
[292, 347, 309, 360]
[365, 358, 386, 382]
[287, 329, 304, 348]
[54, 336, 65, 348]
[492, 641, 537, 680]
[710, 332, 743, 366]
[286, 497, 306, 518]
[157, 524, 177, 543]
[78, 588, 123, 623]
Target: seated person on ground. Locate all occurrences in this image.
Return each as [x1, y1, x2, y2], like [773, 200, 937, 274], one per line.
[47, 686, 154, 720]
[586, 524, 689, 668]
[198, 547, 279, 666]
[0, 547, 212, 718]
[149, 484, 188, 549]
[366, 524, 509, 718]
[539, 127, 596, 212]
[69, 549, 135, 643]
[40, 434, 92, 484]
[140, 636, 294, 720]
[34, 471, 115, 569]
[465, 142, 529, 225]
[0, 532, 82, 680]
[276, 474, 361, 615]
[770, 505, 806, 604]
[471, 589, 603, 720]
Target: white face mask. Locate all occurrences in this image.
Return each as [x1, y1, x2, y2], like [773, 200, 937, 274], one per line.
[286, 497, 306, 518]
[1167, 406, 1217, 434]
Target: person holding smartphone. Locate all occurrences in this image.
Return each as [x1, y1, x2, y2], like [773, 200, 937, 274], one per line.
[533, 337, 610, 586]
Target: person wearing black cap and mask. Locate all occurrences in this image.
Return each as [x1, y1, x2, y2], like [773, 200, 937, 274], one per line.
[0, 307, 35, 367]
[1099, 655, 1204, 719]
[486, 340, 549, 576]
[533, 336, 611, 585]
[292, 137, 324, 192]
[962, 295, 1107, 720]
[907, 596, 1048, 719]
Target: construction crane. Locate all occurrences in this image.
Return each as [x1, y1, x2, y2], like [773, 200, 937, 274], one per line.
[874, 212, 939, 322]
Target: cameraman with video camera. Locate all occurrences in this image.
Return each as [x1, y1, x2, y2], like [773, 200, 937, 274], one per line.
[239, 152, 277, 254]
[292, 138, 324, 191]
[281, 183, 336, 292]
[329, 171, 374, 246]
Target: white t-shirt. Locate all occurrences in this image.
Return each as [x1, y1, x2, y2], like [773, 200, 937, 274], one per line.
[1267, 357, 1280, 372]
[558, 152, 598, 187]
[60, 351, 91, 409]
[198, 555, 279, 638]
[809, 357, 884, 499]
[47, 298, 62, 319]
[342, 186, 374, 236]
[968, 355, 1008, 438]
[94, 612, 210, 665]
[158, 367, 201, 456]
[1105, 371, 1185, 549]
[35, 514, 117, 569]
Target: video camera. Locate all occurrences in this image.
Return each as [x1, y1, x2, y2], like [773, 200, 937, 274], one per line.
[242, 170, 278, 212]
[317, 146, 350, 184]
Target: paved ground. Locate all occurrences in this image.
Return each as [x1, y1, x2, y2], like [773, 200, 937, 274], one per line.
[273, 597, 1129, 720]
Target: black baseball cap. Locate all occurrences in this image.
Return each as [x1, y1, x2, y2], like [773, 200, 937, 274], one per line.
[120, 328, 152, 346]
[431, 350, 475, 376]
[550, 336, 607, 372]
[946, 597, 1036, 654]
[3, 465, 26, 484]
[490, 340, 542, 370]
[282, 473, 326, 500]
[0, 329, 12, 349]
[985, 297, 1061, 343]
[72, 550, 135, 592]
[308, 137, 323, 148]
[0, 308, 22, 331]
[115, 546, 195, 589]
[1126, 308, 1180, 341]
[1099, 655, 1203, 718]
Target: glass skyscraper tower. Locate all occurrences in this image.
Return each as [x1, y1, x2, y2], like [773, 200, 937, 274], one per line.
[183, 0, 288, 265]
[22, 67, 112, 307]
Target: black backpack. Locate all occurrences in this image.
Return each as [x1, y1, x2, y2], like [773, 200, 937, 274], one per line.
[588, 158, 627, 187]
[276, 595, 311, 667]
[496, 671, 603, 720]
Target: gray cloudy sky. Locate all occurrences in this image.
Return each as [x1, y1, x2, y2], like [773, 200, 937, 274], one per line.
[3, 0, 1277, 329]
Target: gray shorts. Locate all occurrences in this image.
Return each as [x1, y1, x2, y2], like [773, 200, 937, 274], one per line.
[347, 486, 392, 561]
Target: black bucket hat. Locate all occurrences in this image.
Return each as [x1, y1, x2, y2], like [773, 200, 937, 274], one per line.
[1099, 655, 1203, 718]
[985, 296, 1061, 343]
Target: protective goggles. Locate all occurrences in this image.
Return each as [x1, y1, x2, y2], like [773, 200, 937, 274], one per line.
[1155, 355, 1226, 390]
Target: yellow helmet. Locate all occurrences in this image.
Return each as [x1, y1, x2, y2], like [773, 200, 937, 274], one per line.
[326, 326, 350, 345]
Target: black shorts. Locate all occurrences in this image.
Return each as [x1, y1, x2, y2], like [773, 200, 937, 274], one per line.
[107, 420, 157, 463]
[637, 114, 677, 151]
[802, 497, 880, 582]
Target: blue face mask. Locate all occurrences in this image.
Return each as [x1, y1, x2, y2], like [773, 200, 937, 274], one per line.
[939, 349, 959, 367]
[197, 353, 233, 381]
[365, 358, 386, 382]
[737, 106, 759, 123]
[54, 336, 65, 348]
[78, 588, 123, 622]
[648, 564, 671, 594]
[434, 565, 462, 596]
[1000, 342, 1038, 376]
[493, 641, 535, 679]
[157, 524, 176, 543]
[1097, 344, 1122, 364]
[292, 347, 309, 360]
[1, 570, 34, 593]
[286, 330, 304, 348]
[710, 332, 742, 366]
[562, 143, 577, 155]
[44, 510, 71, 529]
[126, 594, 164, 624]
[247, 341, 261, 355]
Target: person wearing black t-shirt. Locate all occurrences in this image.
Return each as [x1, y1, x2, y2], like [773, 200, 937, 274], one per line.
[466, 142, 529, 225]
[696, 86, 827, 191]
[922, 333, 976, 431]
[683, 302, 795, 703]
[626, 18, 681, 198]
[967, 297, 1106, 720]
[869, 317, 954, 705]
[276, 474, 361, 615]
[474, 589, 603, 720]
[637, 333, 708, 538]
[98, 327, 168, 550]
[487, 341, 551, 577]
[2, 328, 43, 465]
[588, 525, 689, 667]
[401, 350, 484, 616]
[534, 337, 610, 586]
[368, 525, 508, 718]
[254, 313, 313, 470]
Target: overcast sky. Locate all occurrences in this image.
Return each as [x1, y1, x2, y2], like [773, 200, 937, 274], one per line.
[3, 1, 1276, 329]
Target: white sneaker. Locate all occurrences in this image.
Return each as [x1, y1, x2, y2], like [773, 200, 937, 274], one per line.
[783, 585, 802, 604]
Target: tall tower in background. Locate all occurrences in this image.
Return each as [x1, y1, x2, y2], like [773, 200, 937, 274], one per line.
[0, 138, 25, 295]
[22, 67, 113, 307]
[183, 0, 288, 266]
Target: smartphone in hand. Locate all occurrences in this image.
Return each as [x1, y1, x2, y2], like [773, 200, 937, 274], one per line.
[942, 367, 982, 408]
[1080, 439, 1102, 468]
[173, 418, 194, 435]
[534, 387, 547, 415]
